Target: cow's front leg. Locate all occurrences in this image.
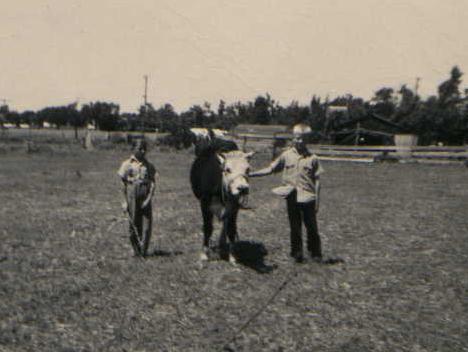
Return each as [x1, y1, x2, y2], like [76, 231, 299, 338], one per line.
[200, 198, 213, 261]
[218, 217, 229, 260]
[226, 208, 239, 243]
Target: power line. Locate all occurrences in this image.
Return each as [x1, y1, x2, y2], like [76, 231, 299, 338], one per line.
[141, 75, 149, 131]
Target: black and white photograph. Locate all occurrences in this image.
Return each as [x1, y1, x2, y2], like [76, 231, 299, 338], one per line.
[1, 1, 467, 351]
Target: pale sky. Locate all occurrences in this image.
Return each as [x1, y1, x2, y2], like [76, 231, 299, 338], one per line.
[1, 0, 468, 113]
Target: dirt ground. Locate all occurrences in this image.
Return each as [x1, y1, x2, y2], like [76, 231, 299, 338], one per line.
[0, 143, 467, 352]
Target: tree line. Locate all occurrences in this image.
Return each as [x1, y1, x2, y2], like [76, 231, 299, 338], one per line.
[1, 66, 467, 145]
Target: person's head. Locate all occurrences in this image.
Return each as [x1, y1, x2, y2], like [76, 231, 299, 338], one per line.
[133, 139, 147, 160]
[292, 124, 312, 150]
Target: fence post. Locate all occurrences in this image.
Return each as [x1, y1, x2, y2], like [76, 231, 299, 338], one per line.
[85, 130, 94, 150]
[394, 134, 418, 160]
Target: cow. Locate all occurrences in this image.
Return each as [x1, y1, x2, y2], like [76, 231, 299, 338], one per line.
[190, 136, 254, 263]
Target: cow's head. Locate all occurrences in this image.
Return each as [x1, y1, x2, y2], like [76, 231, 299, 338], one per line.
[217, 151, 255, 207]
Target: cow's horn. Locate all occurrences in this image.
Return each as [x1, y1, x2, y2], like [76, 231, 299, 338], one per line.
[216, 153, 225, 164]
[245, 151, 255, 159]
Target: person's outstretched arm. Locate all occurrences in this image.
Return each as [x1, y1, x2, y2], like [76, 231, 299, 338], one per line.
[249, 154, 284, 177]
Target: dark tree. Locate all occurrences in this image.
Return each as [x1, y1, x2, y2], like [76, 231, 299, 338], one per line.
[253, 95, 271, 124]
[372, 87, 396, 118]
[6, 110, 20, 127]
[438, 66, 463, 107]
[190, 105, 205, 127]
[81, 102, 120, 131]
[20, 110, 36, 126]
[37, 104, 78, 130]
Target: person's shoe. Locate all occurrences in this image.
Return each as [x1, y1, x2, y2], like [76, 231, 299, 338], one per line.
[292, 255, 305, 264]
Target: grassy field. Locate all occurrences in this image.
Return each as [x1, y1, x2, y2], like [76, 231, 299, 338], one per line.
[0, 142, 467, 352]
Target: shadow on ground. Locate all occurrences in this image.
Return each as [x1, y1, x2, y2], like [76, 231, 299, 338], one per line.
[232, 240, 276, 274]
[149, 249, 184, 257]
[321, 256, 345, 265]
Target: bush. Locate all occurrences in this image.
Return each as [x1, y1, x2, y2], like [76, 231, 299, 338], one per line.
[156, 127, 194, 150]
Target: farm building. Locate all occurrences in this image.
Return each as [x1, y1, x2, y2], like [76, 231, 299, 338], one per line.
[324, 105, 403, 145]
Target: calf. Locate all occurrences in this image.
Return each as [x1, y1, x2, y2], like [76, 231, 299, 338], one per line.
[190, 143, 254, 262]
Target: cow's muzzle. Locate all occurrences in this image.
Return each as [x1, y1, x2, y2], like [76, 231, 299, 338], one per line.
[236, 186, 249, 209]
[224, 174, 250, 208]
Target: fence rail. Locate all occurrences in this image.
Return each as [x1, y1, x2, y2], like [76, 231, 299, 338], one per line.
[231, 133, 468, 164]
[0, 128, 167, 142]
[1, 128, 467, 164]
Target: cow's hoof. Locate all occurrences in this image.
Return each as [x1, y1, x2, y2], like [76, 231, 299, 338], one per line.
[200, 252, 209, 261]
[228, 254, 238, 265]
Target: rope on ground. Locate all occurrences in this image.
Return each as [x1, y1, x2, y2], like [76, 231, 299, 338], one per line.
[222, 264, 300, 350]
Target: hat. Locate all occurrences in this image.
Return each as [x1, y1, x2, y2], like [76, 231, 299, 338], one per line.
[292, 123, 312, 136]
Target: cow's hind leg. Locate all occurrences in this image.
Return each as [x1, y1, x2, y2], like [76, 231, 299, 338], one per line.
[228, 213, 239, 264]
[200, 198, 213, 261]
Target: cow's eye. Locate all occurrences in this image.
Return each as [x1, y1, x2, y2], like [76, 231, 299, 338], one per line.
[225, 167, 232, 173]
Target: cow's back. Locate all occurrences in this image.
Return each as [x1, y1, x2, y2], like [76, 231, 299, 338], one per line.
[194, 137, 238, 158]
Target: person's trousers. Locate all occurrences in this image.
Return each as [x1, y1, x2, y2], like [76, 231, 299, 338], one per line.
[286, 191, 322, 259]
[127, 183, 152, 255]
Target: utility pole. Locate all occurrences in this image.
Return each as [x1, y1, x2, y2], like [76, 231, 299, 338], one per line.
[143, 75, 148, 107]
[141, 75, 148, 131]
[414, 77, 421, 96]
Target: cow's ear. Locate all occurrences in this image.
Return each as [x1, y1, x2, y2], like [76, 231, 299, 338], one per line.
[216, 153, 225, 165]
[245, 151, 255, 160]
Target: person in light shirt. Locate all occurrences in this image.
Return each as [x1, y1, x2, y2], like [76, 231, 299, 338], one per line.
[250, 124, 324, 263]
[117, 139, 156, 257]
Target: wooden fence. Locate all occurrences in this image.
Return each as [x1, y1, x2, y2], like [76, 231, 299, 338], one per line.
[231, 133, 468, 165]
[0, 128, 167, 143]
[1, 128, 467, 165]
